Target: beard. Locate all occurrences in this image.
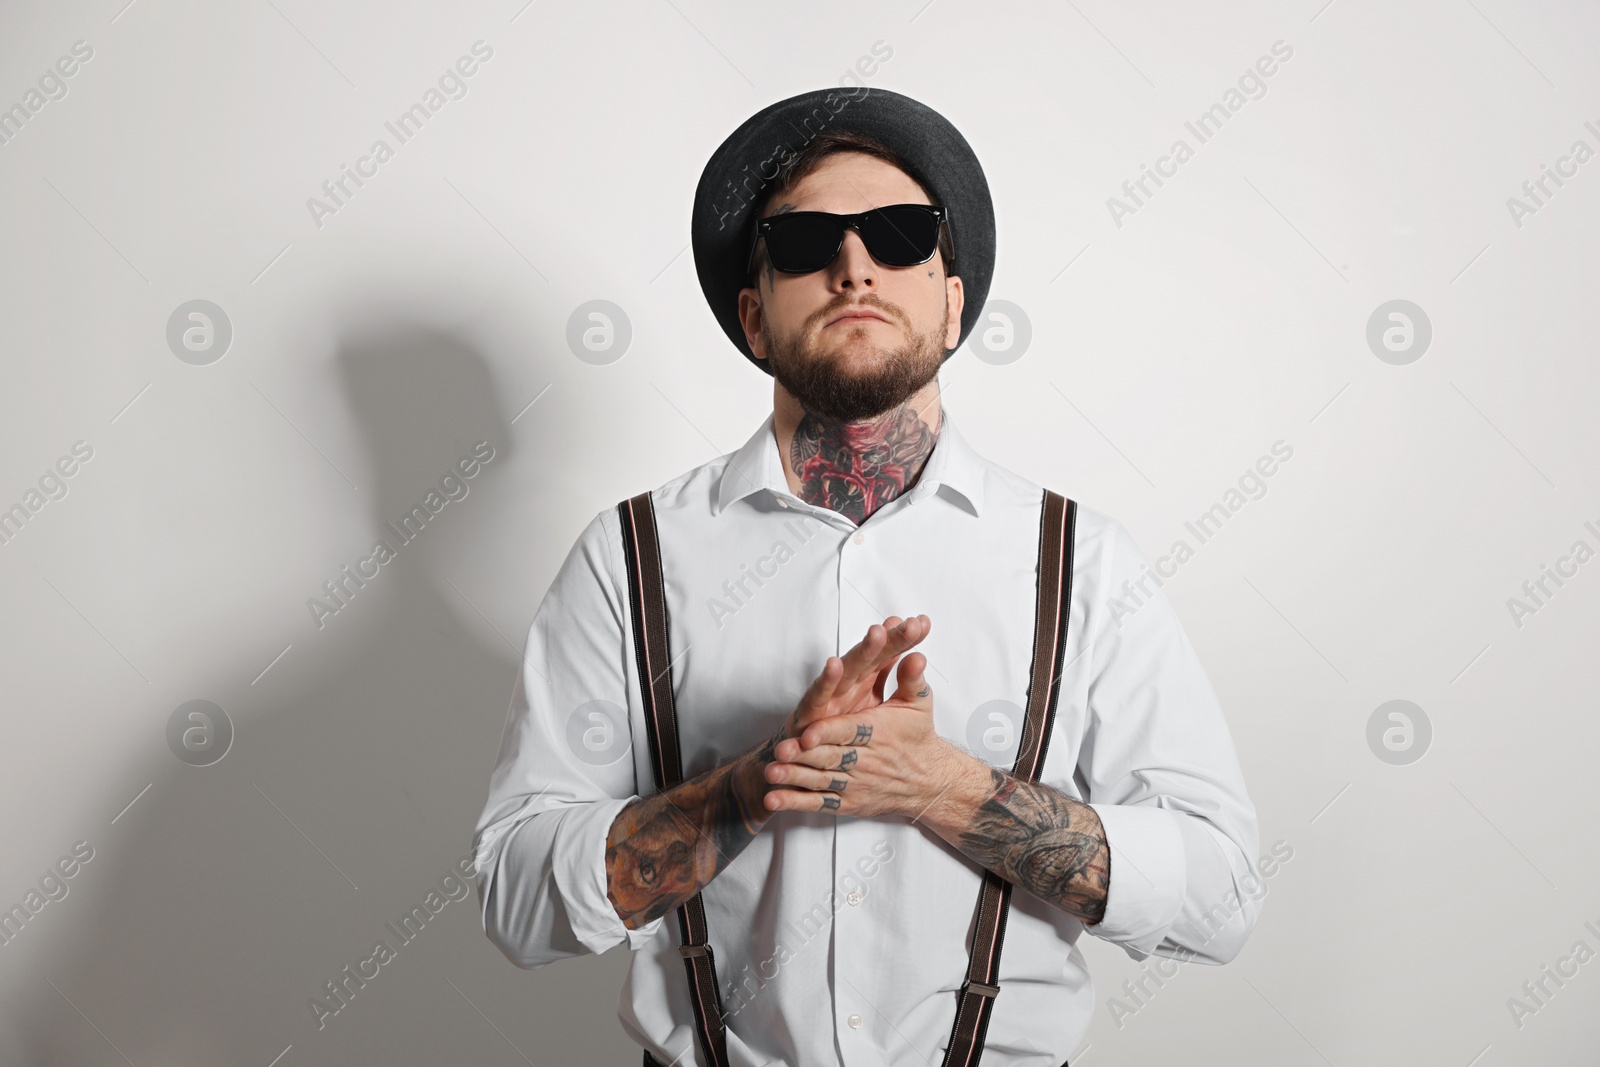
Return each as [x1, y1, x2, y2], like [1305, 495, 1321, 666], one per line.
[762, 295, 948, 423]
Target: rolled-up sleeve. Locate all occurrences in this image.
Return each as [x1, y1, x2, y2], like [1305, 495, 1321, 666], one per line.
[1078, 519, 1261, 965]
[472, 508, 665, 969]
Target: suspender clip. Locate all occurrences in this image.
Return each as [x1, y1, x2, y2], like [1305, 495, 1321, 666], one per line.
[966, 980, 1001, 999]
[679, 944, 711, 959]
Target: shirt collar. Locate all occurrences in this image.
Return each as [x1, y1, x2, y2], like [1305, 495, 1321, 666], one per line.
[714, 407, 987, 518]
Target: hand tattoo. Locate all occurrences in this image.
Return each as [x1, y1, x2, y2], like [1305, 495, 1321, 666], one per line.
[851, 724, 874, 745]
[828, 778, 848, 792]
[821, 795, 841, 810]
[955, 768, 1110, 925]
[837, 749, 858, 771]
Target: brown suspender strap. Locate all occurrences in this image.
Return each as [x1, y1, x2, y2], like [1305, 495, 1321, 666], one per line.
[617, 491, 732, 1067]
[940, 489, 1078, 1067]
[619, 488, 1076, 1067]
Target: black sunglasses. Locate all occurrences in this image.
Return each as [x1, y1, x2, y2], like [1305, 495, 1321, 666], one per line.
[747, 204, 952, 276]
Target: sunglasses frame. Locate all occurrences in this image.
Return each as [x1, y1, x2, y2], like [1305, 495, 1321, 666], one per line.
[746, 203, 954, 277]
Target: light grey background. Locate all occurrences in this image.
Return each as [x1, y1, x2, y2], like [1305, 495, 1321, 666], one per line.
[1, 1, 1597, 1064]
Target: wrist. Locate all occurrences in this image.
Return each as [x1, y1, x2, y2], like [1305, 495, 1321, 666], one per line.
[734, 742, 779, 825]
[913, 742, 993, 831]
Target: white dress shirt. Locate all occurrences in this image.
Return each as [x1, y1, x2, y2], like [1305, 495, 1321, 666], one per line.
[473, 408, 1261, 1067]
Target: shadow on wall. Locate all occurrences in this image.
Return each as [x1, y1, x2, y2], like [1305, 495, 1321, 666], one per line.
[16, 325, 637, 1065]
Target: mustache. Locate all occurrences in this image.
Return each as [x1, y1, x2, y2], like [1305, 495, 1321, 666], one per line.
[809, 295, 906, 331]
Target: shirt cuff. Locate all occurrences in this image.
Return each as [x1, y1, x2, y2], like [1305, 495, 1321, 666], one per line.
[549, 796, 667, 954]
[1084, 803, 1187, 959]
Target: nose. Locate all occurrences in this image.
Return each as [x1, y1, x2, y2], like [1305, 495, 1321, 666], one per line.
[826, 227, 877, 292]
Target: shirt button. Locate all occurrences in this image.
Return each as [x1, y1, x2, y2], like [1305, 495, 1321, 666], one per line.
[847, 891, 863, 906]
[847, 1013, 863, 1029]
[851, 531, 865, 545]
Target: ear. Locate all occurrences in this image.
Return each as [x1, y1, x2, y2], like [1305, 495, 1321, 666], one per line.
[738, 286, 768, 361]
[943, 274, 965, 352]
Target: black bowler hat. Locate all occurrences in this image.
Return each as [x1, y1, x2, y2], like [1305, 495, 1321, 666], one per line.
[691, 86, 996, 375]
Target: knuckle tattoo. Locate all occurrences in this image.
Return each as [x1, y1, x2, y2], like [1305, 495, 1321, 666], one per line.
[828, 777, 848, 792]
[821, 795, 841, 811]
[838, 749, 858, 771]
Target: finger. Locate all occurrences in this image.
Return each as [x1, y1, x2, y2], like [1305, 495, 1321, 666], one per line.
[871, 658, 895, 704]
[883, 617, 934, 668]
[764, 761, 851, 794]
[764, 787, 844, 813]
[857, 617, 921, 710]
[865, 615, 929, 696]
[802, 655, 844, 709]
[888, 650, 932, 710]
[816, 616, 934, 721]
[772, 734, 827, 762]
[839, 615, 925, 704]
[791, 656, 845, 731]
[800, 714, 874, 751]
[781, 743, 863, 773]
[873, 614, 931, 674]
[869, 615, 905, 698]
[777, 735, 851, 767]
[839, 614, 921, 689]
[834, 622, 890, 689]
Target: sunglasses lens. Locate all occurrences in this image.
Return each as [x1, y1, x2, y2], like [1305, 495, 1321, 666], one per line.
[764, 214, 843, 273]
[861, 205, 942, 266]
[758, 206, 943, 273]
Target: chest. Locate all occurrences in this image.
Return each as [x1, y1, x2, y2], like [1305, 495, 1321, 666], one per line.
[647, 497, 1086, 790]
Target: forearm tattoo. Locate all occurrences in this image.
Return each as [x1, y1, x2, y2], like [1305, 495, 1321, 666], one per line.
[605, 741, 775, 929]
[955, 768, 1111, 925]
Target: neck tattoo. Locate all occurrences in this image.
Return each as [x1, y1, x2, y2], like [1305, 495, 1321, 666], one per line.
[790, 404, 937, 525]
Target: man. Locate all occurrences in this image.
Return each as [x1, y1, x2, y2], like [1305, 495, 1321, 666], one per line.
[474, 88, 1260, 1067]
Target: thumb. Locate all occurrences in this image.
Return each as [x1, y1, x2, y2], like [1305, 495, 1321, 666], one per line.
[889, 652, 932, 711]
